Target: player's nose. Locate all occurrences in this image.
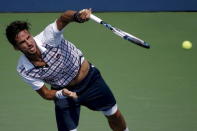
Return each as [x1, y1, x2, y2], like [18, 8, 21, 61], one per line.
[25, 39, 32, 46]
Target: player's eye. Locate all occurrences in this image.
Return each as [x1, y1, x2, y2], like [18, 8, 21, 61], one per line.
[27, 36, 30, 40]
[18, 40, 25, 45]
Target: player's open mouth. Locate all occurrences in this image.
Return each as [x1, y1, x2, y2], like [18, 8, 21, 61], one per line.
[29, 46, 35, 52]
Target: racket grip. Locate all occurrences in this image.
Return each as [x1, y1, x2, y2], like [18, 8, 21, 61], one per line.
[143, 42, 150, 49]
[90, 14, 102, 24]
[125, 36, 150, 49]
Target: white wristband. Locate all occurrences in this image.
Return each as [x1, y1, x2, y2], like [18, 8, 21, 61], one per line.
[55, 90, 67, 99]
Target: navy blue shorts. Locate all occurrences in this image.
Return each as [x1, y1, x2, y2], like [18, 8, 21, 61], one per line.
[53, 65, 116, 131]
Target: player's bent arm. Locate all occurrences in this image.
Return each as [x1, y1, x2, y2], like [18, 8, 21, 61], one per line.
[17, 72, 78, 100]
[18, 73, 78, 100]
[56, 8, 92, 31]
[36, 85, 78, 100]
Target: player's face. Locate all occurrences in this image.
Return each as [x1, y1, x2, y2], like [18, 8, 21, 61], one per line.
[15, 30, 37, 55]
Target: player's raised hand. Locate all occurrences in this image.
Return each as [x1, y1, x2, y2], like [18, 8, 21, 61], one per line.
[74, 8, 92, 23]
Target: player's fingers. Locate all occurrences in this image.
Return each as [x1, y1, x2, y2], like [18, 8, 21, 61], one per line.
[75, 9, 92, 23]
[70, 92, 78, 99]
[86, 8, 92, 18]
[62, 89, 78, 99]
[62, 89, 71, 95]
[88, 8, 92, 12]
[79, 9, 85, 14]
[79, 9, 91, 19]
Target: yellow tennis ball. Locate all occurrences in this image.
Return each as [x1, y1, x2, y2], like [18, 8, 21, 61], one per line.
[182, 41, 192, 49]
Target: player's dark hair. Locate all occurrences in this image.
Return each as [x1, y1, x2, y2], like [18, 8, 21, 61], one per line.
[5, 21, 31, 47]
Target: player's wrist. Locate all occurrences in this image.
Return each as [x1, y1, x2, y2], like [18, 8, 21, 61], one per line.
[55, 90, 67, 99]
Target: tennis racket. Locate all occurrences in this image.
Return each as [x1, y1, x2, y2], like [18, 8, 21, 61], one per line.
[90, 14, 150, 49]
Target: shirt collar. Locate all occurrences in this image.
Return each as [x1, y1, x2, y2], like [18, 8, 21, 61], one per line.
[34, 36, 47, 53]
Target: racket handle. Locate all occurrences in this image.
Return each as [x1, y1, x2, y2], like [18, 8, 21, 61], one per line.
[90, 14, 102, 24]
[143, 42, 150, 48]
[126, 36, 150, 49]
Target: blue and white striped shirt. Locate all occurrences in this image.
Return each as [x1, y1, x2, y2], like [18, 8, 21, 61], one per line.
[17, 21, 84, 90]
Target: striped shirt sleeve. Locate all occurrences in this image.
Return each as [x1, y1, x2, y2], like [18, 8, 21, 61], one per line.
[18, 73, 44, 91]
[36, 20, 65, 47]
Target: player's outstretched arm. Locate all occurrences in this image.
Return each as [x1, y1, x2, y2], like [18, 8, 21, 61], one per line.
[56, 8, 92, 31]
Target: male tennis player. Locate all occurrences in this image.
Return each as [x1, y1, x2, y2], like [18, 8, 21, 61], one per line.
[5, 9, 129, 131]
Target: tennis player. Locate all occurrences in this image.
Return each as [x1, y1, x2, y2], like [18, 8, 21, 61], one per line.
[5, 8, 129, 131]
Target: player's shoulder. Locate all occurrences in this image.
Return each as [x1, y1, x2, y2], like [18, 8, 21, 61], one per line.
[16, 55, 34, 74]
[16, 55, 25, 74]
[33, 22, 56, 43]
[43, 21, 62, 34]
[34, 21, 65, 48]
